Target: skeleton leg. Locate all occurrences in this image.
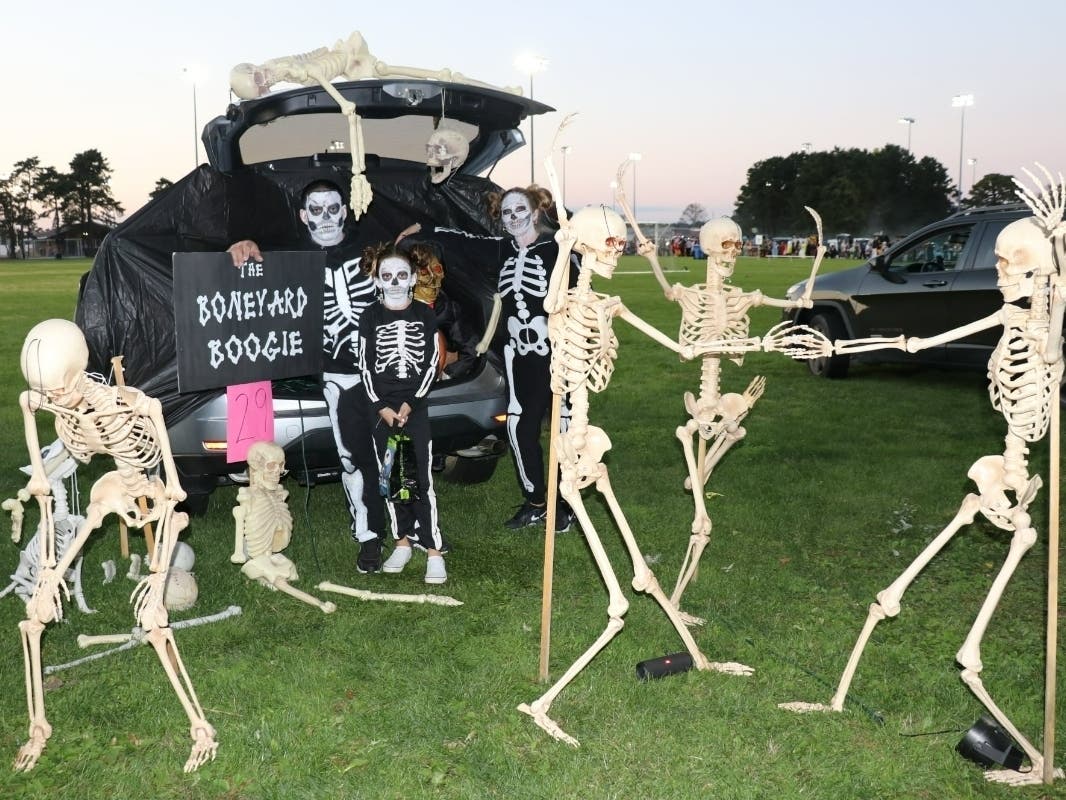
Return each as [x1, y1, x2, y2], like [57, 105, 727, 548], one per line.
[270, 578, 337, 614]
[518, 478, 629, 747]
[672, 420, 712, 625]
[14, 503, 104, 771]
[955, 509, 1061, 783]
[780, 493, 981, 713]
[130, 504, 217, 772]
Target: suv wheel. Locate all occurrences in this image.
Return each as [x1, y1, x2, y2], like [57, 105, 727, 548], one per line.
[807, 312, 850, 379]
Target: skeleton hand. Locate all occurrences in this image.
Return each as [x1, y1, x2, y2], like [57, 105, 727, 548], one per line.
[228, 240, 263, 267]
[761, 322, 832, 358]
[1016, 164, 1066, 236]
[2, 489, 29, 542]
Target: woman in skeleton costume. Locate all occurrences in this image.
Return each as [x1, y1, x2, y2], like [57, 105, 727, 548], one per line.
[399, 186, 579, 532]
[358, 244, 446, 584]
[229, 179, 387, 574]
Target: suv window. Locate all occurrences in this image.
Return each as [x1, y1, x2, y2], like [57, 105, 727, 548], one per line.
[968, 218, 1017, 270]
[885, 224, 972, 274]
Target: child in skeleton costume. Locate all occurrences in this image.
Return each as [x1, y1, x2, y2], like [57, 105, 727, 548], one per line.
[229, 180, 387, 574]
[358, 245, 446, 584]
[780, 165, 1066, 786]
[399, 186, 579, 532]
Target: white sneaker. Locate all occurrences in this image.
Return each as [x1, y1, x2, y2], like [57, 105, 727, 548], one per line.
[382, 545, 413, 574]
[424, 555, 447, 584]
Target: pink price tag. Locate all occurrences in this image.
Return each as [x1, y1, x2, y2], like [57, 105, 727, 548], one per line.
[226, 381, 274, 463]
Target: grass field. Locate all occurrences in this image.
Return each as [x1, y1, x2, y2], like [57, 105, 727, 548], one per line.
[0, 254, 1064, 799]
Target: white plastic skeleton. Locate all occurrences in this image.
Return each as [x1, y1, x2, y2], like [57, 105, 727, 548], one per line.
[14, 319, 216, 774]
[230, 32, 518, 218]
[2, 441, 92, 613]
[615, 164, 829, 627]
[232, 440, 336, 614]
[780, 164, 1066, 786]
[517, 144, 755, 747]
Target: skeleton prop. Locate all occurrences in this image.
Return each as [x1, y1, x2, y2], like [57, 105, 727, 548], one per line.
[426, 126, 469, 184]
[518, 140, 755, 748]
[47, 605, 243, 675]
[2, 441, 93, 614]
[615, 162, 829, 628]
[230, 32, 519, 219]
[317, 581, 463, 607]
[232, 441, 336, 614]
[780, 164, 1066, 786]
[13, 319, 216, 773]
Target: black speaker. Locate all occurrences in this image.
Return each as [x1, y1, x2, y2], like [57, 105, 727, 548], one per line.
[635, 652, 694, 681]
[956, 715, 1025, 770]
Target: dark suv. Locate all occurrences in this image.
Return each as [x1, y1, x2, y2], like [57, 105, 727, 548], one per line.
[782, 204, 1029, 378]
[75, 78, 552, 512]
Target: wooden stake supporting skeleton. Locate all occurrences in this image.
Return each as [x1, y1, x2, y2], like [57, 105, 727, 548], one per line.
[614, 164, 829, 627]
[229, 31, 519, 219]
[519, 137, 756, 747]
[780, 164, 1066, 787]
[13, 319, 216, 773]
[231, 441, 336, 614]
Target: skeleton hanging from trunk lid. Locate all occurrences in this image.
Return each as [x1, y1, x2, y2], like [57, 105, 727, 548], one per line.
[614, 162, 829, 629]
[12, 319, 216, 774]
[779, 164, 1066, 787]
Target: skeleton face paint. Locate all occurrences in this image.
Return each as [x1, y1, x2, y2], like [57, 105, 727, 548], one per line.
[377, 256, 417, 310]
[501, 192, 537, 242]
[300, 190, 347, 247]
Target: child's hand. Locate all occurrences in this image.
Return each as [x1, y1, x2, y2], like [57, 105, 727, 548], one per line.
[379, 408, 400, 427]
[397, 402, 412, 425]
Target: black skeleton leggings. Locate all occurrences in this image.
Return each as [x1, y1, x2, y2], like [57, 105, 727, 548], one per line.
[505, 345, 553, 505]
[371, 406, 442, 551]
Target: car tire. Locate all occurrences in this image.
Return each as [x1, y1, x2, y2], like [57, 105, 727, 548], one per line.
[807, 312, 850, 379]
[440, 454, 500, 484]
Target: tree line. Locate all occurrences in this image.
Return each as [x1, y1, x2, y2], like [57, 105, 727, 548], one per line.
[0, 150, 124, 258]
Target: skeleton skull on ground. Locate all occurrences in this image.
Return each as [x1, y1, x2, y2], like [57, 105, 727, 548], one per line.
[994, 216, 1055, 303]
[377, 256, 417, 309]
[569, 205, 627, 277]
[699, 217, 743, 279]
[20, 319, 89, 407]
[248, 441, 286, 490]
[300, 189, 347, 247]
[426, 128, 469, 184]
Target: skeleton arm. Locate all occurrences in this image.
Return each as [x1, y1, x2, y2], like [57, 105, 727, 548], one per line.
[231, 488, 249, 564]
[542, 120, 578, 315]
[1046, 277, 1066, 364]
[615, 160, 671, 295]
[615, 305, 690, 357]
[833, 310, 1003, 355]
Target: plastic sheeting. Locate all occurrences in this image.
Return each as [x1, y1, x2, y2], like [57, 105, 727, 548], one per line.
[75, 163, 503, 425]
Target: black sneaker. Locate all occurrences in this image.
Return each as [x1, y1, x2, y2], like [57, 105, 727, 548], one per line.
[504, 501, 548, 530]
[356, 537, 382, 574]
[555, 504, 576, 534]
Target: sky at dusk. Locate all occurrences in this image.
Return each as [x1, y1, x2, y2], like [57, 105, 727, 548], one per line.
[3, 0, 1064, 228]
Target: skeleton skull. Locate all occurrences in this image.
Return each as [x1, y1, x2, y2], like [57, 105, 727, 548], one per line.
[300, 189, 347, 247]
[700, 217, 743, 278]
[377, 256, 417, 309]
[569, 205, 628, 278]
[229, 63, 275, 100]
[20, 319, 89, 407]
[247, 441, 286, 490]
[994, 217, 1055, 302]
[426, 128, 469, 184]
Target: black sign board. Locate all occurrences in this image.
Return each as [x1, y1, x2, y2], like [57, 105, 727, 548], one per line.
[173, 251, 325, 393]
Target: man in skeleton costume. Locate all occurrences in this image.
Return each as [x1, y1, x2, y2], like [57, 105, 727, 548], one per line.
[229, 180, 386, 573]
[399, 186, 579, 532]
[780, 165, 1066, 786]
[358, 245, 446, 584]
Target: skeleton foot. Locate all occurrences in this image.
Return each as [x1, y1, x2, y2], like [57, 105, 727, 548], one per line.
[676, 609, 706, 627]
[707, 660, 754, 676]
[517, 703, 579, 747]
[13, 722, 50, 771]
[983, 766, 1062, 785]
[183, 723, 218, 773]
[777, 701, 837, 713]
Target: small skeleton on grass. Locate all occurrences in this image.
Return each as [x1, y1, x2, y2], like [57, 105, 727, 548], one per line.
[614, 163, 829, 629]
[779, 164, 1066, 786]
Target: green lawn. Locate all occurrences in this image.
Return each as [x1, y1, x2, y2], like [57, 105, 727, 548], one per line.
[0, 254, 1063, 799]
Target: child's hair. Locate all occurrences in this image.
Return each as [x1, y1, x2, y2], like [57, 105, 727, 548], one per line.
[406, 243, 441, 273]
[361, 242, 412, 277]
[300, 179, 345, 206]
[486, 184, 558, 232]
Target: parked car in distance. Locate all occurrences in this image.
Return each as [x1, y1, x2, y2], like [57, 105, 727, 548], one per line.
[76, 76, 552, 514]
[782, 204, 1031, 379]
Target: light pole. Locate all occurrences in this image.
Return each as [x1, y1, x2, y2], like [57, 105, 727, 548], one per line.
[897, 116, 915, 152]
[628, 152, 642, 223]
[968, 157, 978, 190]
[801, 142, 812, 154]
[952, 93, 974, 208]
[560, 145, 572, 208]
[515, 53, 548, 183]
[608, 180, 618, 212]
[182, 67, 200, 169]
